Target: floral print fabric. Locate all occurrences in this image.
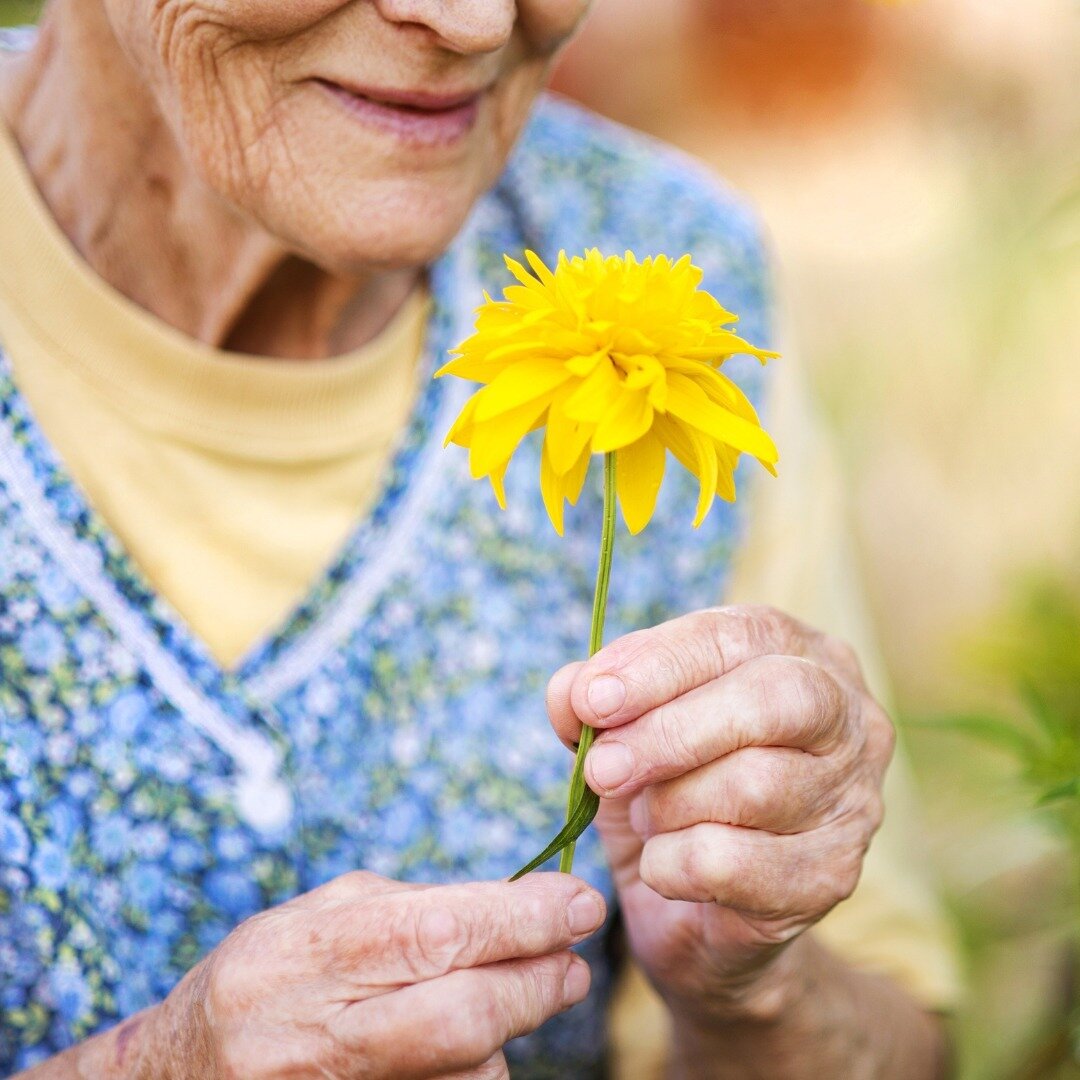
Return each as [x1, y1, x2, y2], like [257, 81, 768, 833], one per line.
[0, 95, 771, 1077]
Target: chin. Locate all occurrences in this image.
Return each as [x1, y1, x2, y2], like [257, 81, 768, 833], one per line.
[273, 183, 484, 275]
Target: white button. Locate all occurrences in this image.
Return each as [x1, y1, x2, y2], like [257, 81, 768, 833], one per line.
[236, 772, 294, 834]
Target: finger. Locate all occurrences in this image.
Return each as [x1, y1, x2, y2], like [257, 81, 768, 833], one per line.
[329, 874, 606, 986]
[632, 745, 846, 837]
[639, 819, 873, 922]
[569, 605, 812, 728]
[547, 661, 586, 750]
[303, 869, 420, 908]
[584, 654, 849, 798]
[439, 1051, 509, 1080]
[337, 952, 591, 1079]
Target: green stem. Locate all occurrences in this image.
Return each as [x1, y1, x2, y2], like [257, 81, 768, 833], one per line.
[559, 451, 617, 874]
[509, 452, 618, 882]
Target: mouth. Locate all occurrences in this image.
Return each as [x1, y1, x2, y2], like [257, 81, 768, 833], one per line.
[313, 79, 486, 147]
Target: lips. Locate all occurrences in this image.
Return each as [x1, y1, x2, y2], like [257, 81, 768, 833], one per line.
[314, 78, 486, 147]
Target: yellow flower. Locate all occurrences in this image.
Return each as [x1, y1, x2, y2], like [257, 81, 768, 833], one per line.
[436, 249, 779, 535]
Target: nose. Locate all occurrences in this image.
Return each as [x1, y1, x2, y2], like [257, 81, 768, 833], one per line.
[375, 0, 516, 55]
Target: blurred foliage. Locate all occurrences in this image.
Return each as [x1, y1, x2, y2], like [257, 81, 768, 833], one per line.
[915, 575, 1080, 1077]
[956, 578, 1080, 860]
[0, 1, 39, 25]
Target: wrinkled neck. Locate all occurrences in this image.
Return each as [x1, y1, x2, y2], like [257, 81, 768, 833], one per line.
[0, 0, 419, 359]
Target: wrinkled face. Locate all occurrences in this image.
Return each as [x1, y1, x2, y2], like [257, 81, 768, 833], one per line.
[102, 0, 591, 271]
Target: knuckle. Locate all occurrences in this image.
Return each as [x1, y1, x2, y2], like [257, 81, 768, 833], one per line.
[728, 603, 801, 654]
[687, 608, 734, 674]
[865, 790, 887, 835]
[639, 829, 730, 903]
[321, 868, 387, 902]
[775, 658, 844, 743]
[449, 977, 505, 1065]
[731, 750, 785, 824]
[866, 702, 897, 765]
[397, 901, 468, 978]
[645, 778, 694, 833]
[674, 831, 720, 901]
[799, 663, 844, 733]
[204, 946, 256, 1021]
[829, 849, 865, 908]
[651, 701, 699, 770]
[514, 888, 564, 950]
[805, 833, 866, 913]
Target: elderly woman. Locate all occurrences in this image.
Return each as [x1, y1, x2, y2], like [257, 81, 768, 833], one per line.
[0, 2, 958, 1078]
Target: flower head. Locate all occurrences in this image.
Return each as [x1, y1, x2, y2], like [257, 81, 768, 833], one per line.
[437, 249, 778, 535]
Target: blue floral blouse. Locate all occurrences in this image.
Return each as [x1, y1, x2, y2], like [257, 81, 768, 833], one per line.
[0, 92, 772, 1076]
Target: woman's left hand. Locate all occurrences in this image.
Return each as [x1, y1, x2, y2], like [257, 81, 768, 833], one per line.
[546, 604, 895, 1024]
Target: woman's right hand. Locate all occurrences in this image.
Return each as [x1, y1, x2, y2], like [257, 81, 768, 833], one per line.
[145, 870, 606, 1080]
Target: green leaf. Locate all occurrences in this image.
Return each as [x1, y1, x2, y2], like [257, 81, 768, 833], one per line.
[1019, 680, 1069, 740]
[1035, 777, 1080, 806]
[905, 714, 1042, 760]
[509, 788, 600, 881]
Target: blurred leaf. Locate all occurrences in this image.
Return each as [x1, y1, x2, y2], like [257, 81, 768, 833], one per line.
[907, 713, 1043, 760]
[1037, 778, 1080, 808]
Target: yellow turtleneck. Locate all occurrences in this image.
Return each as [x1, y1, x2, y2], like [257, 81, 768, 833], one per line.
[0, 120, 430, 668]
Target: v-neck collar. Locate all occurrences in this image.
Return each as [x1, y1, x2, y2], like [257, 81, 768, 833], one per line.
[0, 221, 477, 710]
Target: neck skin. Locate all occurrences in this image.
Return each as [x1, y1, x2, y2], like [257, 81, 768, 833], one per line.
[0, 1, 420, 359]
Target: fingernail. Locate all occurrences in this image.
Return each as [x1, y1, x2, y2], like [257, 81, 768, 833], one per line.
[563, 956, 591, 1005]
[588, 743, 635, 793]
[567, 891, 604, 936]
[587, 675, 626, 718]
[628, 796, 648, 837]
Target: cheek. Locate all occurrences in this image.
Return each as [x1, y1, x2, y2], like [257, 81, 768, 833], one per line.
[203, 0, 355, 39]
[156, 1, 353, 39]
[519, 0, 594, 53]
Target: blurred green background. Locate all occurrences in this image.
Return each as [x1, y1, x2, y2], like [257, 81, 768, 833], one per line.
[0, 2, 39, 24]
[3, 1, 1078, 1076]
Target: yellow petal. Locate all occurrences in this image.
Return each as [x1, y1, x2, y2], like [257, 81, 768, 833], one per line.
[564, 444, 592, 508]
[524, 249, 557, 289]
[687, 427, 719, 527]
[591, 389, 653, 454]
[473, 359, 571, 422]
[665, 376, 778, 465]
[468, 398, 549, 477]
[489, 460, 509, 509]
[652, 413, 697, 476]
[562, 359, 623, 424]
[504, 254, 544, 291]
[540, 444, 566, 535]
[443, 393, 479, 448]
[616, 431, 666, 534]
[545, 384, 594, 476]
[540, 442, 593, 535]
[715, 445, 739, 502]
[438, 248, 780, 523]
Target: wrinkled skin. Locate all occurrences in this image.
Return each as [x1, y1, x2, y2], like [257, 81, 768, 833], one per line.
[144, 871, 605, 1080]
[0, 0, 592, 356]
[547, 605, 896, 1023]
[99, 0, 592, 272]
[2, 4, 945, 1077]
